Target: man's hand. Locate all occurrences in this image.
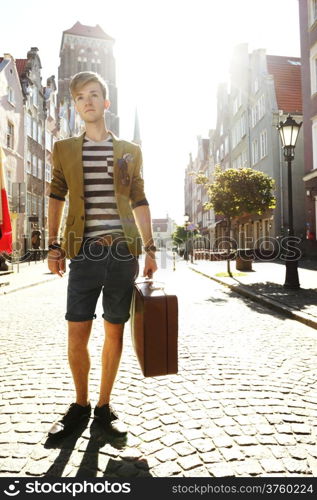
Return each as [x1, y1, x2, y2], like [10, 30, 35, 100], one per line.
[143, 252, 158, 278]
[48, 248, 66, 277]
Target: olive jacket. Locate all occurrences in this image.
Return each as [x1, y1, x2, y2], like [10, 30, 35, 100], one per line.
[49, 130, 149, 259]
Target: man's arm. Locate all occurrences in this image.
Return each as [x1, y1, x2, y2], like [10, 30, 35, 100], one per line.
[48, 197, 65, 245]
[48, 141, 68, 277]
[130, 145, 157, 277]
[133, 204, 158, 278]
[47, 197, 66, 277]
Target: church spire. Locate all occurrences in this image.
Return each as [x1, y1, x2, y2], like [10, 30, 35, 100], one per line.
[133, 108, 141, 145]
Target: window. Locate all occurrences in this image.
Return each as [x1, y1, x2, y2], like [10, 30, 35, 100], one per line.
[258, 95, 265, 120]
[32, 195, 37, 215]
[32, 119, 37, 141]
[38, 123, 42, 145]
[251, 95, 265, 127]
[26, 151, 31, 173]
[44, 196, 48, 216]
[45, 163, 51, 182]
[27, 114, 32, 137]
[232, 114, 247, 149]
[251, 103, 258, 128]
[32, 154, 37, 177]
[260, 129, 267, 159]
[220, 123, 224, 136]
[312, 118, 317, 170]
[310, 42, 317, 95]
[310, 0, 317, 25]
[252, 139, 259, 165]
[38, 158, 43, 179]
[8, 87, 15, 105]
[45, 131, 52, 152]
[6, 121, 14, 149]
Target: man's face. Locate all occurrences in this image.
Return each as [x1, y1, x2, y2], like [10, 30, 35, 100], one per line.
[73, 81, 110, 123]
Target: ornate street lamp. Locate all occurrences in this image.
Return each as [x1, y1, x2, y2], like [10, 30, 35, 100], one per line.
[277, 114, 302, 288]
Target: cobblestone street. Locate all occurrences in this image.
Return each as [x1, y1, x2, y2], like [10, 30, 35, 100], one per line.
[1, 255, 317, 477]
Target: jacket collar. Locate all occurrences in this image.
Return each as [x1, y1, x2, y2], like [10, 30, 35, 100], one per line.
[74, 130, 123, 156]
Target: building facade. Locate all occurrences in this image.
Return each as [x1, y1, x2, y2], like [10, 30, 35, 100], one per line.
[185, 44, 305, 253]
[0, 54, 25, 253]
[152, 216, 176, 249]
[299, 0, 317, 244]
[0, 48, 59, 253]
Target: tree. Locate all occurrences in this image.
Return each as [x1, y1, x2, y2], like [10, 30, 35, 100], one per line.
[172, 224, 199, 259]
[193, 166, 276, 274]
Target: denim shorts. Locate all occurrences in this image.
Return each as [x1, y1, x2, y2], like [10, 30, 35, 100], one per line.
[65, 238, 139, 324]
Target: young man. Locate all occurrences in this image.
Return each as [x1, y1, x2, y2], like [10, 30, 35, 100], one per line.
[47, 71, 157, 439]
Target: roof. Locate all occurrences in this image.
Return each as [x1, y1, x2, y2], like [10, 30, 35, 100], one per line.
[63, 21, 113, 40]
[15, 59, 28, 76]
[266, 55, 302, 114]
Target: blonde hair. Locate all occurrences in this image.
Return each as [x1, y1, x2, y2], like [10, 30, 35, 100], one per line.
[70, 71, 109, 100]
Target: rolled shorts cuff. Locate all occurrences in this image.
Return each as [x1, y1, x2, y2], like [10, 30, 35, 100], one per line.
[102, 313, 130, 324]
[65, 313, 97, 322]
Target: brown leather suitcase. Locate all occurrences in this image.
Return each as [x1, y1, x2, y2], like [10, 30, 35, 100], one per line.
[130, 279, 178, 377]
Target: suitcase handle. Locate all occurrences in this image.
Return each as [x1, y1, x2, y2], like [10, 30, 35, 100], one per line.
[135, 278, 165, 290]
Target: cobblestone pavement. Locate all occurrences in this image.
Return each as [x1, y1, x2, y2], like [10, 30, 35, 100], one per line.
[1, 254, 317, 478]
[0, 260, 59, 295]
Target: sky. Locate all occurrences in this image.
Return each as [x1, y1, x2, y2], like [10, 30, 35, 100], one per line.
[1, 0, 301, 225]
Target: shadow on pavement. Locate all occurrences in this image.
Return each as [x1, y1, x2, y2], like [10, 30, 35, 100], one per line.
[205, 297, 228, 304]
[241, 281, 317, 312]
[43, 417, 90, 476]
[43, 419, 151, 477]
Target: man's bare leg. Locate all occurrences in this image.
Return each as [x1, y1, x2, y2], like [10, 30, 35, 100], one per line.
[97, 320, 124, 407]
[68, 320, 93, 406]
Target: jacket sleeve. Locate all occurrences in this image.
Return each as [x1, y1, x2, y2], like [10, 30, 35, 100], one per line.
[130, 145, 149, 209]
[49, 142, 68, 201]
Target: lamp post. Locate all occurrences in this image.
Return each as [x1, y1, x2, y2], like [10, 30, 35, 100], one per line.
[277, 114, 302, 288]
[184, 213, 189, 261]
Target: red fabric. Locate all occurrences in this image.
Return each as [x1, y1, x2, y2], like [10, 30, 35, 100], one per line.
[0, 187, 12, 253]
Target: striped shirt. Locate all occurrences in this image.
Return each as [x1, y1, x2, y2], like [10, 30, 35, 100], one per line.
[82, 134, 124, 238]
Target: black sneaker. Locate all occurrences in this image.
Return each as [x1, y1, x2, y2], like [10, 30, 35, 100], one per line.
[94, 404, 127, 438]
[48, 403, 91, 439]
